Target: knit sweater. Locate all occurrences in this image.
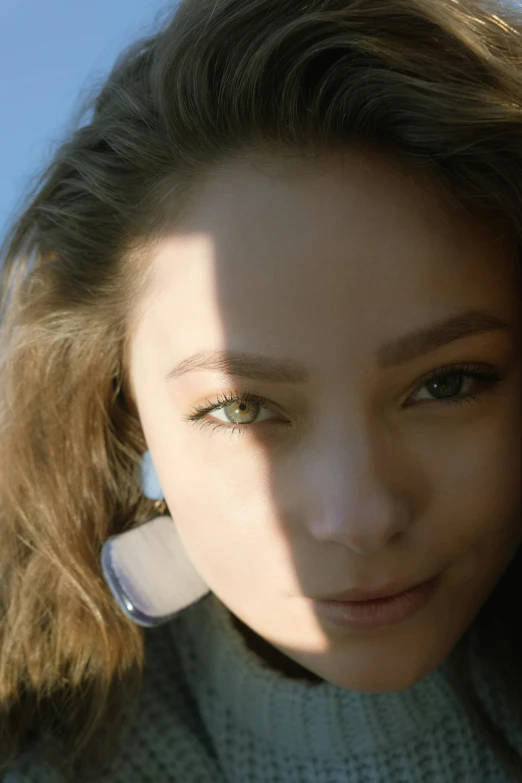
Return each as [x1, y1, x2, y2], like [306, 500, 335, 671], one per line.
[3, 592, 521, 782]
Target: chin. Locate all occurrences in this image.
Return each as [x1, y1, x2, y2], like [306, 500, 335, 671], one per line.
[302, 648, 443, 694]
[323, 668, 433, 694]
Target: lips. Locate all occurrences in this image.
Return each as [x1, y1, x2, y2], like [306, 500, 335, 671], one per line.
[316, 576, 437, 603]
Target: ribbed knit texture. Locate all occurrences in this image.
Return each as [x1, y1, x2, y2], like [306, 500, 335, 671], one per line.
[4, 592, 520, 782]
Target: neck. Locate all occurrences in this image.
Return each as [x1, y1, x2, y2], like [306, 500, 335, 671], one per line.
[230, 612, 323, 684]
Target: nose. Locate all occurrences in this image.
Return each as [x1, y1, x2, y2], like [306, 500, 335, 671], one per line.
[304, 429, 411, 554]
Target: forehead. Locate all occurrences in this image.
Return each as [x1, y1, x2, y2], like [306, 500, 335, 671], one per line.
[159, 147, 517, 280]
[136, 149, 519, 371]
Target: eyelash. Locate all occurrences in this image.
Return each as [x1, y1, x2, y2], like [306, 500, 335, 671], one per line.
[183, 363, 505, 440]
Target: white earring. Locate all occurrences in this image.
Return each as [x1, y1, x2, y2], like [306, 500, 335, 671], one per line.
[100, 450, 210, 627]
[139, 449, 164, 500]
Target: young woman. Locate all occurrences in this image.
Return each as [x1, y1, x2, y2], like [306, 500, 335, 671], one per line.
[1, 0, 521, 781]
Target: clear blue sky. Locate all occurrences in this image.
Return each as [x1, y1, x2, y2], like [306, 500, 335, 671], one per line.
[0, 0, 177, 242]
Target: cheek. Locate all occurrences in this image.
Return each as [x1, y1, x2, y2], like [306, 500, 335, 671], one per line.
[421, 407, 521, 568]
[162, 454, 287, 592]
[419, 401, 519, 510]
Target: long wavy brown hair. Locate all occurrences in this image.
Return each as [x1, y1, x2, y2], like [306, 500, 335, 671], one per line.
[1, 0, 521, 780]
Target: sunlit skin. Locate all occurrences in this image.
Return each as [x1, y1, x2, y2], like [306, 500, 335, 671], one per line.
[129, 147, 521, 693]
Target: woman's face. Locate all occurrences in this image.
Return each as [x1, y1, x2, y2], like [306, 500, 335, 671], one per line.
[129, 148, 521, 692]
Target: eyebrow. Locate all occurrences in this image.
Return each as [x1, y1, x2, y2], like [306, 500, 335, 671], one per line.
[165, 309, 511, 384]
